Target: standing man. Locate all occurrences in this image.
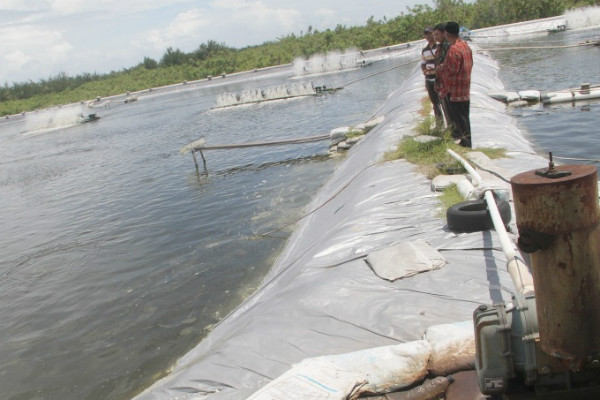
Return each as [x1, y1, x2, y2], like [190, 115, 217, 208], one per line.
[432, 23, 450, 128]
[421, 27, 443, 127]
[438, 21, 473, 147]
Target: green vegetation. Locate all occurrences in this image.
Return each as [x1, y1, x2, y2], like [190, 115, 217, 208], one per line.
[382, 128, 463, 179]
[382, 96, 506, 178]
[383, 96, 509, 215]
[439, 184, 464, 215]
[346, 130, 368, 138]
[479, 147, 507, 159]
[418, 97, 433, 118]
[1, 0, 598, 115]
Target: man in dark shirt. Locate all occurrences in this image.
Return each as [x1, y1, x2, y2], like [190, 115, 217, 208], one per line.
[433, 23, 450, 129]
[421, 27, 443, 126]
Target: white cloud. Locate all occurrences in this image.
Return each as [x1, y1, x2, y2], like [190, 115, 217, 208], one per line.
[147, 8, 211, 50]
[210, 0, 252, 9]
[97, 0, 198, 15]
[145, 2, 301, 51]
[315, 8, 336, 17]
[237, 3, 300, 32]
[3, 25, 72, 59]
[0, 0, 45, 11]
[48, 0, 87, 14]
[0, 25, 73, 82]
[0, 0, 422, 82]
[5, 50, 31, 67]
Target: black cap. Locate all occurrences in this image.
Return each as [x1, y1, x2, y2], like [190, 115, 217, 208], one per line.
[446, 21, 460, 35]
[433, 23, 446, 32]
[423, 27, 433, 34]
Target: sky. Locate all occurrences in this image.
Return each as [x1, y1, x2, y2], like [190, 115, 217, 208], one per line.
[0, 0, 432, 84]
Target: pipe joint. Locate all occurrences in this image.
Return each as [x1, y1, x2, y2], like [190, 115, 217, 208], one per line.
[517, 229, 555, 254]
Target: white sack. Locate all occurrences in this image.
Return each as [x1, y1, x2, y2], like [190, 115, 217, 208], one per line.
[247, 341, 432, 400]
[425, 320, 475, 376]
[488, 90, 519, 103]
[330, 126, 351, 145]
[365, 240, 446, 281]
[518, 90, 541, 101]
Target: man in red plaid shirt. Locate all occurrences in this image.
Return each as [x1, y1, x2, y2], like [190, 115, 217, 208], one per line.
[438, 21, 473, 147]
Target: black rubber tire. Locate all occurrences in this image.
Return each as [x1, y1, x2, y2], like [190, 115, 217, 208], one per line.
[446, 198, 511, 233]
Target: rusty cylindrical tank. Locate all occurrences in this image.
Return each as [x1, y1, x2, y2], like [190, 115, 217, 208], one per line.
[511, 164, 600, 366]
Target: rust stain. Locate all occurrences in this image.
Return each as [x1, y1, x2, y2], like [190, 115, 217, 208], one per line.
[558, 262, 567, 269]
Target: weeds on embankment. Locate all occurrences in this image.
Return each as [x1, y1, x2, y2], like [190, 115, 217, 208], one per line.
[382, 97, 507, 212]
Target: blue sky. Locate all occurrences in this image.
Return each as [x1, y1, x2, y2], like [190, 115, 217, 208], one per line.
[0, 0, 432, 84]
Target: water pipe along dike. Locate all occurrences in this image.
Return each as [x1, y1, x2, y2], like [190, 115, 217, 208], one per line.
[134, 21, 595, 400]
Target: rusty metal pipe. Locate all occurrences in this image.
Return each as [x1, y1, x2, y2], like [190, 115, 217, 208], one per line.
[511, 164, 600, 363]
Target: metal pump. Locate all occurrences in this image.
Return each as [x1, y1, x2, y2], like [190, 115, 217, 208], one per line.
[474, 160, 600, 397]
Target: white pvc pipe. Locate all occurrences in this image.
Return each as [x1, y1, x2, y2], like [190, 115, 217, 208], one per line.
[483, 190, 535, 295]
[447, 149, 482, 186]
[447, 149, 535, 295]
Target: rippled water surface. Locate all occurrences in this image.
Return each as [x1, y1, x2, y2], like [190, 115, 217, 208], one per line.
[490, 26, 600, 167]
[0, 58, 416, 399]
[1, 22, 599, 400]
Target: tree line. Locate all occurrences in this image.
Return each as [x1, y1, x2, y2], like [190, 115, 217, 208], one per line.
[1, 0, 597, 116]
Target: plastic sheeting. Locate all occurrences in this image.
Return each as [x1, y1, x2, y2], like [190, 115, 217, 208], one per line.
[467, 15, 567, 41]
[133, 44, 548, 400]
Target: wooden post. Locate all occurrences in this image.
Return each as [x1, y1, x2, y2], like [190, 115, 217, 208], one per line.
[198, 149, 208, 175]
[191, 150, 200, 175]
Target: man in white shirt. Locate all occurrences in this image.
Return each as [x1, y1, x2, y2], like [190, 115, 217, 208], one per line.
[421, 27, 443, 127]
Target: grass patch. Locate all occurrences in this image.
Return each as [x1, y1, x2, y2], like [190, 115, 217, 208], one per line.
[415, 115, 438, 137]
[383, 112, 508, 178]
[346, 130, 366, 138]
[441, 184, 464, 208]
[419, 96, 433, 118]
[382, 130, 466, 179]
[383, 105, 509, 213]
[478, 147, 507, 159]
[438, 184, 464, 218]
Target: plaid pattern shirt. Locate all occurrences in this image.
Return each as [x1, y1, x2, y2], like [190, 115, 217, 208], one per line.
[433, 40, 449, 93]
[438, 39, 473, 101]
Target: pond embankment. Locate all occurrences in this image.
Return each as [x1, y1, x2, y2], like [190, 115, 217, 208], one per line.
[133, 39, 552, 400]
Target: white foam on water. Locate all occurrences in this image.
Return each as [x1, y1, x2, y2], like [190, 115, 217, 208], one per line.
[215, 82, 316, 108]
[22, 105, 87, 135]
[565, 6, 600, 29]
[292, 48, 361, 76]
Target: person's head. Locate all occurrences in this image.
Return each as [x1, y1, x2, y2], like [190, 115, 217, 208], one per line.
[445, 21, 460, 42]
[433, 23, 445, 43]
[423, 27, 434, 44]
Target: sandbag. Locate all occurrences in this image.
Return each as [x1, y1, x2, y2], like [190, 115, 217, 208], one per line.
[247, 341, 432, 400]
[488, 91, 519, 103]
[365, 240, 446, 281]
[425, 321, 475, 376]
[431, 174, 468, 192]
[330, 126, 350, 145]
[517, 90, 540, 101]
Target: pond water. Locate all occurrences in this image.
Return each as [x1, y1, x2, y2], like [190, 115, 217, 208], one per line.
[1, 17, 599, 400]
[0, 55, 416, 400]
[490, 24, 600, 168]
